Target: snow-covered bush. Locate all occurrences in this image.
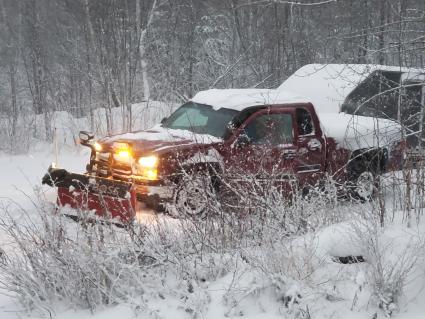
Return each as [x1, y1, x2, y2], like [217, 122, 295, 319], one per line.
[0, 201, 154, 315]
[0, 112, 33, 154]
[157, 164, 352, 317]
[380, 161, 425, 227]
[1, 160, 424, 318]
[350, 208, 423, 317]
[0, 101, 177, 154]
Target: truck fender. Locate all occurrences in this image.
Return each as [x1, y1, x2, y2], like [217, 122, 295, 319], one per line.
[176, 148, 224, 182]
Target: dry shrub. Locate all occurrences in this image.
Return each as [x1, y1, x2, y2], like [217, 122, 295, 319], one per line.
[351, 209, 423, 317]
[0, 201, 151, 315]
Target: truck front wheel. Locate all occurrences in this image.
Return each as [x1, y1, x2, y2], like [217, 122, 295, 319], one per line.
[172, 172, 216, 217]
[352, 170, 376, 201]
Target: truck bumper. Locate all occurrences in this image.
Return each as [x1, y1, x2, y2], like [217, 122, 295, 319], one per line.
[133, 183, 174, 210]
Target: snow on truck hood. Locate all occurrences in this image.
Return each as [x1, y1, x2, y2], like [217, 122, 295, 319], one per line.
[101, 125, 221, 152]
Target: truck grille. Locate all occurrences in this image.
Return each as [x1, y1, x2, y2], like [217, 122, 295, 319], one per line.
[112, 163, 132, 178]
[95, 152, 111, 177]
[94, 152, 132, 179]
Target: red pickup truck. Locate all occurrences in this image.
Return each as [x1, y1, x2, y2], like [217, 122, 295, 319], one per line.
[43, 89, 403, 222]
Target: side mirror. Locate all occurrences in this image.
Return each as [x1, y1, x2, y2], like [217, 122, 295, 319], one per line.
[160, 117, 167, 124]
[79, 131, 94, 146]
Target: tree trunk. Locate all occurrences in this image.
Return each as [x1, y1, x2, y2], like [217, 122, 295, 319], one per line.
[137, 0, 158, 102]
[378, 0, 386, 65]
[9, 64, 18, 149]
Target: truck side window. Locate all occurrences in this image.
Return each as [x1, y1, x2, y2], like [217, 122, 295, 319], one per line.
[244, 113, 293, 145]
[296, 108, 313, 135]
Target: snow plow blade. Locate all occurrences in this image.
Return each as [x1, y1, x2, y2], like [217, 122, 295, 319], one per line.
[42, 167, 136, 224]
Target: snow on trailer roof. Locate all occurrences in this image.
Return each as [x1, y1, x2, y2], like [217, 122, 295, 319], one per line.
[190, 88, 309, 111]
[278, 64, 425, 114]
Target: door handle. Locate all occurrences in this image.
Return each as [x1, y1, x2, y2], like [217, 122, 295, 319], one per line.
[282, 149, 296, 159]
[307, 139, 322, 151]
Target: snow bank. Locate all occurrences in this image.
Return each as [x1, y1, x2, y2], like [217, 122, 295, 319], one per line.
[1, 147, 425, 319]
[51, 101, 177, 146]
[0, 101, 178, 153]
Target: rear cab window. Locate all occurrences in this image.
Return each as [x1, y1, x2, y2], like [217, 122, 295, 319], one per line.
[296, 108, 314, 136]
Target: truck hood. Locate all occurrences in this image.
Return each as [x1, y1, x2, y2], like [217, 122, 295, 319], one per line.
[98, 125, 222, 156]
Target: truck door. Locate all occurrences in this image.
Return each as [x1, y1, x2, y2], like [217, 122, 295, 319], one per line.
[223, 108, 297, 189]
[294, 107, 326, 187]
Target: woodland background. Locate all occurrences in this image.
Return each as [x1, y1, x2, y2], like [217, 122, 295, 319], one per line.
[0, 0, 424, 147]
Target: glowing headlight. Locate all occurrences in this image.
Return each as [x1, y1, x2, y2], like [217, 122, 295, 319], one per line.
[138, 155, 158, 168]
[94, 142, 102, 152]
[113, 142, 132, 162]
[116, 149, 131, 159]
[134, 155, 159, 180]
[144, 168, 158, 180]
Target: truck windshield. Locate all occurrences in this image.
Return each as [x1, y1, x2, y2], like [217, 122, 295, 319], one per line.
[162, 102, 239, 138]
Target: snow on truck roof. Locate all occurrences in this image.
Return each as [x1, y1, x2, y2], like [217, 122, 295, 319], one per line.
[190, 88, 309, 111]
[278, 63, 425, 114]
[189, 86, 402, 150]
[191, 64, 424, 114]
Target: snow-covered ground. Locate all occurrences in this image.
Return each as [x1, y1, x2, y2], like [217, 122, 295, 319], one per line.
[0, 145, 87, 201]
[0, 101, 424, 319]
[0, 145, 424, 319]
[0, 146, 83, 317]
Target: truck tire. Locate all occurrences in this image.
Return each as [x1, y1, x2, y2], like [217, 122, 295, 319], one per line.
[351, 169, 376, 201]
[172, 171, 216, 217]
[348, 158, 380, 201]
[347, 149, 386, 202]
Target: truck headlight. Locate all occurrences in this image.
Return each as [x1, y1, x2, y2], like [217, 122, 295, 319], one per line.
[138, 156, 158, 168]
[113, 143, 132, 163]
[135, 155, 159, 180]
[116, 149, 131, 159]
